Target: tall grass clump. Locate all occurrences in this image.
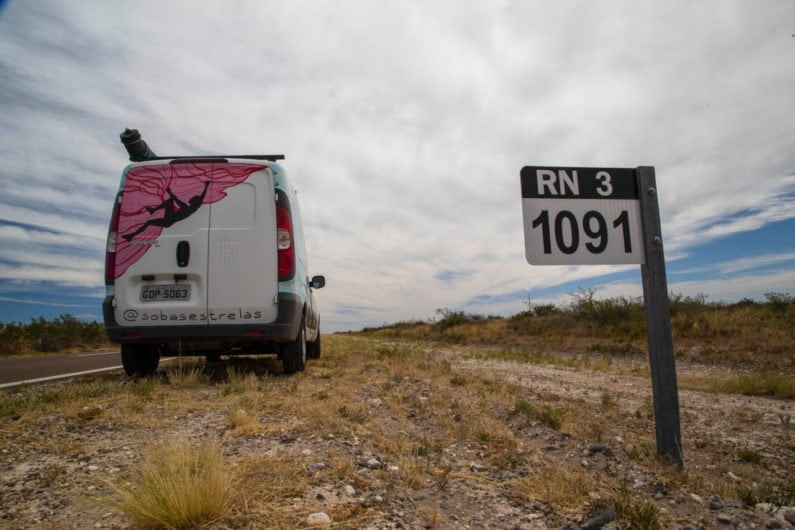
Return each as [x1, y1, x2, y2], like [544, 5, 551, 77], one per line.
[104, 440, 236, 529]
[166, 359, 205, 388]
[223, 365, 259, 395]
[604, 486, 661, 529]
[512, 464, 602, 512]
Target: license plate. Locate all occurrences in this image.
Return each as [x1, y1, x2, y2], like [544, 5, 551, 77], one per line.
[140, 284, 191, 302]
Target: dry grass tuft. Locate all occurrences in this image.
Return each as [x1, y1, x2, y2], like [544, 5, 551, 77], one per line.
[224, 365, 260, 395]
[330, 455, 371, 488]
[228, 455, 312, 528]
[225, 406, 260, 434]
[512, 463, 605, 513]
[603, 486, 661, 529]
[166, 359, 205, 388]
[103, 440, 235, 529]
[514, 400, 568, 430]
[399, 455, 430, 489]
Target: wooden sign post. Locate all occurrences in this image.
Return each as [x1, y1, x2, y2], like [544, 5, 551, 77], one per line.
[636, 166, 682, 466]
[521, 165, 683, 467]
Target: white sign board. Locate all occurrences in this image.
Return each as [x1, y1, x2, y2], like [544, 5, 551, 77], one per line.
[521, 166, 645, 265]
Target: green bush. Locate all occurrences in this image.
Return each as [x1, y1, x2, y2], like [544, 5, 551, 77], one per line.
[764, 292, 794, 314]
[568, 289, 645, 327]
[0, 323, 27, 356]
[434, 308, 486, 330]
[0, 314, 108, 355]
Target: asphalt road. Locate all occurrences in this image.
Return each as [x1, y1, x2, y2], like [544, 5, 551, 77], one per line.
[0, 351, 133, 389]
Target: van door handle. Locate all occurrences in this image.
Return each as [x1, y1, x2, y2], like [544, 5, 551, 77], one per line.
[176, 241, 190, 267]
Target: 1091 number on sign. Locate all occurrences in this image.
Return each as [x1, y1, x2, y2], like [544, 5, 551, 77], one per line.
[532, 210, 632, 255]
[522, 199, 645, 265]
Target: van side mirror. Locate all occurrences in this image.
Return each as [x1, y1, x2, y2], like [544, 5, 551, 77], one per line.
[310, 275, 326, 289]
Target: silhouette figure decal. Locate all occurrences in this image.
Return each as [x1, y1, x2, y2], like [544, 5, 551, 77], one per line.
[114, 163, 264, 278]
[123, 181, 209, 241]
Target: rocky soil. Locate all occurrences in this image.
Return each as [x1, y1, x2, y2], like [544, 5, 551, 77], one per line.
[0, 338, 793, 529]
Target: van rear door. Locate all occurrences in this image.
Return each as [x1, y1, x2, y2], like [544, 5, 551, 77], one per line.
[113, 162, 213, 327]
[206, 163, 278, 324]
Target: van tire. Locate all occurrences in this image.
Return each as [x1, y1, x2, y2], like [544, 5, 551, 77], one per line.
[121, 344, 160, 377]
[307, 329, 321, 360]
[282, 322, 307, 374]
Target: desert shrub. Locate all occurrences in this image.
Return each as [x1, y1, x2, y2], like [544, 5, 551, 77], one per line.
[764, 292, 793, 314]
[731, 298, 757, 308]
[531, 303, 559, 316]
[738, 448, 763, 464]
[434, 308, 488, 331]
[0, 315, 108, 355]
[566, 289, 645, 335]
[0, 322, 28, 355]
[515, 298, 560, 318]
[668, 293, 709, 317]
[362, 319, 426, 333]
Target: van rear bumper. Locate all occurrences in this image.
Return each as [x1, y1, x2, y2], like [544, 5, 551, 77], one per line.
[103, 293, 302, 345]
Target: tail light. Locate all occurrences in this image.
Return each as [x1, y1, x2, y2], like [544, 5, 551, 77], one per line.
[276, 203, 295, 280]
[105, 193, 121, 285]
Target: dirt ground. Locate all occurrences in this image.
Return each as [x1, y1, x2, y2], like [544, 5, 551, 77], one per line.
[0, 337, 793, 529]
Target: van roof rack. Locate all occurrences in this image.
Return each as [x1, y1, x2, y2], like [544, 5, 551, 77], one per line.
[151, 154, 285, 162]
[120, 129, 284, 163]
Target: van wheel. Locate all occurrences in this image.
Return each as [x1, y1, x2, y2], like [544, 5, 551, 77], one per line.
[307, 329, 321, 360]
[121, 344, 160, 377]
[282, 322, 307, 375]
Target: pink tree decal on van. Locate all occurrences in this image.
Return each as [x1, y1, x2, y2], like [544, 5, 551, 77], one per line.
[114, 163, 264, 278]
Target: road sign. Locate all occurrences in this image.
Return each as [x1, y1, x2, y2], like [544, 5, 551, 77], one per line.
[521, 166, 645, 265]
[519, 165, 683, 468]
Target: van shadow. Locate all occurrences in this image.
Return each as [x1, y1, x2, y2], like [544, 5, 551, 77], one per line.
[201, 355, 285, 383]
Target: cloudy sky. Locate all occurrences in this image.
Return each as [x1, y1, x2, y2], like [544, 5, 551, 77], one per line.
[0, 0, 793, 332]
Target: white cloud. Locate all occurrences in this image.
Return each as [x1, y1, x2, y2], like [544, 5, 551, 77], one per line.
[0, 296, 95, 308]
[674, 252, 795, 276]
[0, 0, 794, 329]
[591, 268, 795, 304]
[0, 264, 101, 288]
[0, 224, 101, 249]
[464, 270, 795, 315]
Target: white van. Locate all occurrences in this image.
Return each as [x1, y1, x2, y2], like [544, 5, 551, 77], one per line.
[103, 129, 324, 376]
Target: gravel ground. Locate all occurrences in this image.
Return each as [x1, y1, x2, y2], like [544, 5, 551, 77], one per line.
[0, 341, 793, 529]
